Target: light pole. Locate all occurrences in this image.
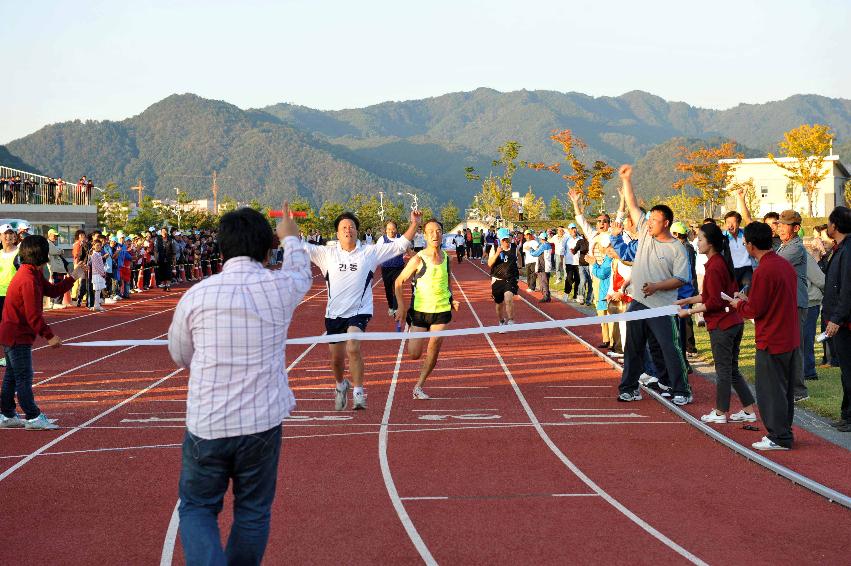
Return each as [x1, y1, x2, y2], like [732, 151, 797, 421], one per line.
[173, 187, 183, 230]
[378, 191, 386, 222]
[397, 192, 419, 212]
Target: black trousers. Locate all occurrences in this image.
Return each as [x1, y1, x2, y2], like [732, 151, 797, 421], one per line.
[564, 265, 579, 297]
[834, 327, 851, 421]
[755, 348, 800, 448]
[708, 324, 755, 411]
[525, 264, 536, 290]
[456, 245, 465, 263]
[620, 301, 690, 397]
[381, 266, 404, 311]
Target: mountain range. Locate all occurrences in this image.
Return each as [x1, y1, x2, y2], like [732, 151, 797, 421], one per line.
[4, 89, 851, 208]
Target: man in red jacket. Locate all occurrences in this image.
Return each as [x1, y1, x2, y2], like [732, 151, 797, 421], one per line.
[729, 222, 800, 450]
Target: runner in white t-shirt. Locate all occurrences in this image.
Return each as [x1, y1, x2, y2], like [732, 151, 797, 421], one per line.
[309, 209, 422, 410]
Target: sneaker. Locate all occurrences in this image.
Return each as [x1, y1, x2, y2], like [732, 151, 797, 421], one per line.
[672, 395, 693, 406]
[729, 410, 757, 423]
[656, 382, 671, 392]
[751, 436, 789, 451]
[93, 306, 105, 312]
[661, 391, 672, 398]
[334, 379, 351, 411]
[638, 373, 658, 387]
[506, 319, 514, 325]
[388, 308, 395, 317]
[412, 387, 430, 400]
[617, 390, 642, 402]
[576, 296, 585, 303]
[607, 351, 624, 359]
[25, 414, 59, 431]
[0, 358, 6, 367]
[498, 320, 506, 334]
[700, 410, 727, 424]
[104, 298, 117, 305]
[52, 304, 67, 310]
[0, 414, 25, 428]
[352, 390, 367, 410]
[830, 419, 848, 429]
[793, 394, 809, 403]
[836, 422, 851, 432]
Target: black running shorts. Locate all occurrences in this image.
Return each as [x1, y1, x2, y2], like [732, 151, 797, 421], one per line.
[406, 308, 452, 329]
[491, 278, 519, 304]
[324, 314, 372, 344]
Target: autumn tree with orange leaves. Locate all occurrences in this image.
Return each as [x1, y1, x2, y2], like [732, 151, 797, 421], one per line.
[672, 142, 743, 218]
[527, 129, 614, 214]
[768, 124, 834, 217]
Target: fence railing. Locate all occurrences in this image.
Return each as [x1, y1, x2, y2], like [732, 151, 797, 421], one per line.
[0, 164, 101, 206]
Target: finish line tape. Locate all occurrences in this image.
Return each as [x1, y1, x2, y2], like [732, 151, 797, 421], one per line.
[66, 305, 679, 348]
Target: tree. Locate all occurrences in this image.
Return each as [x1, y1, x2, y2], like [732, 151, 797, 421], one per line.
[527, 129, 614, 213]
[465, 141, 524, 221]
[289, 197, 321, 235]
[97, 182, 131, 233]
[548, 196, 566, 220]
[768, 124, 834, 216]
[127, 196, 169, 234]
[845, 179, 851, 207]
[656, 192, 701, 223]
[521, 187, 546, 220]
[729, 178, 759, 217]
[217, 196, 238, 215]
[440, 201, 460, 229]
[785, 180, 803, 210]
[318, 201, 346, 236]
[673, 142, 742, 218]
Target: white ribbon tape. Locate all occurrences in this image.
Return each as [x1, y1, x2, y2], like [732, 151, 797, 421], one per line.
[66, 305, 679, 347]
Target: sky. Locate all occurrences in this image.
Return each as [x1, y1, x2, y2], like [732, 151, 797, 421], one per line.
[1, 0, 848, 144]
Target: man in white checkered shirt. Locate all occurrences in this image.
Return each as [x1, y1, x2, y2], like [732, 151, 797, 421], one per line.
[310, 209, 422, 410]
[168, 204, 311, 565]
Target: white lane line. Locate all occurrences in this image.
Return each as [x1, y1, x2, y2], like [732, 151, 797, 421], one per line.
[434, 368, 484, 372]
[379, 326, 436, 565]
[401, 493, 601, 501]
[0, 368, 183, 483]
[552, 493, 601, 497]
[453, 271, 708, 566]
[561, 414, 646, 419]
[49, 292, 180, 326]
[35, 333, 169, 387]
[422, 396, 493, 400]
[553, 408, 639, 411]
[543, 385, 612, 388]
[410, 409, 498, 412]
[544, 396, 609, 399]
[160, 500, 181, 566]
[48, 389, 122, 392]
[35, 307, 177, 352]
[428, 386, 490, 389]
[400, 496, 448, 501]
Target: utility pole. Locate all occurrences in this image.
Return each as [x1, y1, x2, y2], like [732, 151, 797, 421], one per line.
[211, 170, 219, 213]
[130, 178, 144, 207]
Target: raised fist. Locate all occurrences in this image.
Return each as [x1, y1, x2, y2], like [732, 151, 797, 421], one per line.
[619, 164, 633, 180]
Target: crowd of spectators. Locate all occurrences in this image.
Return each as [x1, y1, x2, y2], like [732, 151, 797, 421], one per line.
[0, 173, 95, 205]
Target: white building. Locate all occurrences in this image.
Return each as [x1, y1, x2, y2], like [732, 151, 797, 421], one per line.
[720, 155, 850, 218]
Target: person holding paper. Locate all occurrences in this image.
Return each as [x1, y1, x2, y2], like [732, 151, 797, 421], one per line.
[675, 223, 756, 424]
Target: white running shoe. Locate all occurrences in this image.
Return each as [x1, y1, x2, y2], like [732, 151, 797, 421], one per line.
[638, 373, 658, 387]
[412, 387, 430, 400]
[752, 436, 789, 451]
[729, 410, 757, 423]
[506, 319, 514, 325]
[617, 390, 642, 402]
[25, 414, 59, 430]
[352, 390, 367, 410]
[672, 395, 693, 406]
[700, 410, 727, 424]
[0, 414, 25, 428]
[388, 308, 395, 317]
[334, 379, 351, 411]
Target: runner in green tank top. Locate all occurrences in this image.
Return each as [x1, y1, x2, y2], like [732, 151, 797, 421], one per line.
[394, 219, 460, 400]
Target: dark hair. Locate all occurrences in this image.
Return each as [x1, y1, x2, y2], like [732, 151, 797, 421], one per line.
[763, 211, 780, 222]
[829, 206, 851, 234]
[743, 221, 773, 251]
[18, 235, 49, 266]
[649, 204, 673, 226]
[596, 213, 611, 223]
[218, 207, 273, 263]
[815, 223, 828, 232]
[74, 229, 87, 240]
[703, 217, 717, 225]
[385, 220, 397, 229]
[334, 212, 360, 232]
[424, 218, 443, 231]
[724, 210, 742, 223]
[699, 223, 735, 280]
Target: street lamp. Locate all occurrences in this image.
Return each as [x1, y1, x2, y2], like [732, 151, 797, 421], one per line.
[378, 191, 386, 222]
[173, 187, 183, 230]
[397, 192, 419, 212]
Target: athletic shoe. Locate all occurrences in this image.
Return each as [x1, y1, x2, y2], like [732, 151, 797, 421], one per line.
[751, 436, 789, 451]
[576, 296, 585, 303]
[729, 410, 757, 423]
[52, 304, 67, 310]
[617, 390, 642, 402]
[638, 373, 658, 387]
[25, 414, 59, 431]
[498, 320, 506, 334]
[656, 382, 671, 392]
[700, 411, 727, 424]
[607, 351, 624, 359]
[352, 390, 367, 410]
[0, 358, 6, 367]
[830, 419, 848, 429]
[334, 379, 351, 411]
[836, 422, 851, 432]
[93, 306, 105, 312]
[104, 298, 117, 305]
[506, 319, 514, 325]
[388, 308, 395, 317]
[672, 395, 693, 406]
[793, 394, 809, 403]
[0, 414, 25, 428]
[660, 391, 672, 398]
[412, 387, 430, 400]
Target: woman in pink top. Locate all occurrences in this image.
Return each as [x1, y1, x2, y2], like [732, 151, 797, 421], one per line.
[675, 223, 756, 424]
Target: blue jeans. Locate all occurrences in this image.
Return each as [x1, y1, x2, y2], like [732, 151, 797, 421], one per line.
[1, 345, 39, 419]
[179, 425, 282, 566]
[802, 305, 820, 379]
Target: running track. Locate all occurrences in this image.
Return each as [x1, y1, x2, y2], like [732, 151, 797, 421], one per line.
[1, 261, 849, 565]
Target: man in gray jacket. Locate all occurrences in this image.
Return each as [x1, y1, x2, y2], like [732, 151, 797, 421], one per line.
[776, 210, 809, 402]
[46, 229, 67, 309]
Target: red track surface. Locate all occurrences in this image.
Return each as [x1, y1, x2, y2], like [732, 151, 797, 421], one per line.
[1, 261, 849, 565]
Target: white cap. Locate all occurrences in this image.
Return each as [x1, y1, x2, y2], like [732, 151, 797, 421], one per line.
[0, 224, 13, 233]
[17, 221, 30, 231]
[148, 226, 156, 232]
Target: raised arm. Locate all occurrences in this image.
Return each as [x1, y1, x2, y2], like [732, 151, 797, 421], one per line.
[400, 209, 424, 243]
[568, 189, 595, 237]
[619, 164, 642, 229]
[735, 187, 753, 225]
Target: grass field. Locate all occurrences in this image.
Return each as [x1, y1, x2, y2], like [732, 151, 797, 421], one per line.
[691, 321, 842, 420]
